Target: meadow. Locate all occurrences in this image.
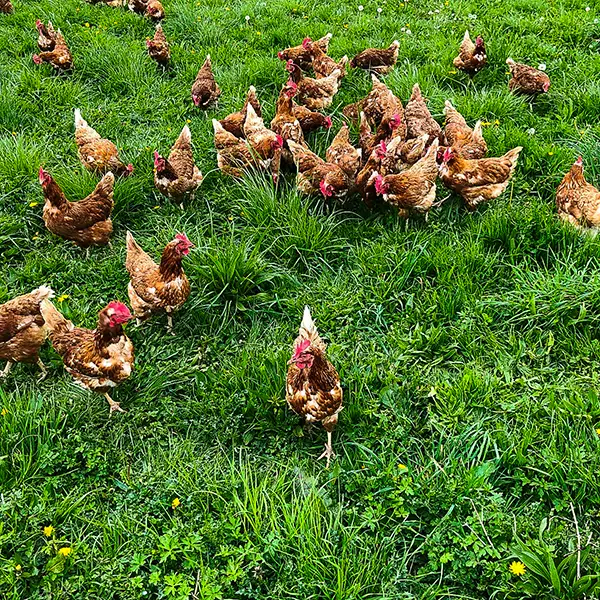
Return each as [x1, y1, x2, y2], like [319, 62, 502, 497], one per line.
[2, 0, 600, 598]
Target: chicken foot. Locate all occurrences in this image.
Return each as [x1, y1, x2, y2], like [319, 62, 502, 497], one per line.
[318, 430, 335, 468]
[105, 392, 126, 415]
[37, 358, 48, 381]
[1, 361, 13, 378]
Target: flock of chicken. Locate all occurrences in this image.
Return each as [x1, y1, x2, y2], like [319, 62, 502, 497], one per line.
[2, 1, 600, 466]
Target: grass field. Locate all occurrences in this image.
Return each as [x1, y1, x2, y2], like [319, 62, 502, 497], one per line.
[2, 0, 600, 598]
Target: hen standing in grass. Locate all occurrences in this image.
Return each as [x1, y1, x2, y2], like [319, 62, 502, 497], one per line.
[350, 40, 399, 74]
[243, 104, 283, 183]
[147, 24, 170, 66]
[0, 286, 54, 379]
[212, 119, 255, 178]
[405, 84, 443, 146]
[439, 145, 522, 211]
[326, 124, 361, 182]
[556, 157, 600, 230]
[506, 59, 551, 96]
[442, 100, 487, 160]
[303, 37, 347, 78]
[145, 0, 165, 21]
[292, 102, 332, 134]
[343, 74, 402, 126]
[270, 81, 305, 167]
[277, 33, 332, 70]
[41, 300, 134, 414]
[285, 60, 342, 111]
[287, 140, 350, 200]
[125, 232, 193, 332]
[153, 125, 203, 206]
[191, 55, 221, 108]
[286, 306, 342, 467]
[33, 29, 73, 71]
[453, 30, 487, 76]
[39, 168, 114, 248]
[373, 139, 440, 219]
[0, 0, 13, 13]
[74, 109, 134, 177]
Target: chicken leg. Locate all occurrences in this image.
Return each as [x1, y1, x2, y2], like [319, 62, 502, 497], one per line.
[36, 358, 48, 382]
[1, 361, 13, 378]
[105, 392, 126, 415]
[318, 430, 335, 468]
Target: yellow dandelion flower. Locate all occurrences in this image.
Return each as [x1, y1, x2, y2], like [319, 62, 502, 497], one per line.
[154, 205, 161, 209]
[509, 561, 526, 576]
[32, 235, 40, 241]
[58, 547, 72, 558]
[171, 497, 181, 509]
[15, 564, 22, 572]
[57, 294, 69, 303]
[84, 22, 90, 28]
[548, 151, 554, 156]
[186, 119, 191, 123]
[43, 525, 54, 537]
[29, 201, 39, 207]
[596, 427, 600, 435]
[494, 119, 500, 125]
[448, 70, 457, 74]
[1, 408, 8, 416]
[398, 463, 407, 470]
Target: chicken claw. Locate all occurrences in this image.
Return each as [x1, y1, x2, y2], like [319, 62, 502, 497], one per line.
[105, 393, 126, 415]
[318, 431, 335, 468]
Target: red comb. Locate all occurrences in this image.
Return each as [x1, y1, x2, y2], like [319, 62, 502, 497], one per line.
[293, 339, 311, 359]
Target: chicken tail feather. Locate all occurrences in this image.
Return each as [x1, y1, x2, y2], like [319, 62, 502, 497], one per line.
[40, 299, 71, 334]
[299, 305, 318, 339]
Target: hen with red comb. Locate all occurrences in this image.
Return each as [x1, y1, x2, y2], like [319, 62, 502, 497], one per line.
[556, 156, 600, 230]
[40, 299, 134, 415]
[286, 306, 342, 468]
[125, 232, 193, 331]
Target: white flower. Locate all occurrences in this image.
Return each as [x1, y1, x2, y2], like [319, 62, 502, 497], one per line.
[245, 15, 250, 21]
[400, 26, 406, 31]
[538, 63, 546, 71]
[428, 10, 434, 14]
[468, 13, 477, 19]
[358, 4, 364, 10]
[586, 6, 590, 11]
[434, 9, 440, 13]
[406, 28, 412, 34]
[595, 18, 599, 24]
[527, 128, 536, 135]
[377, 7, 382, 13]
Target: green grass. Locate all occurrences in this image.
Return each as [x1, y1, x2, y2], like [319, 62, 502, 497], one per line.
[2, 0, 600, 598]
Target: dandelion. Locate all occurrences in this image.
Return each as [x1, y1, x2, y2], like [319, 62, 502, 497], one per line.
[406, 29, 412, 35]
[171, 497, 181, 509]
[29, 201, 39, 207]
[1, 408, 7, 416]
[586, 6, 590, 11]
[595, 427, 600, 435]
[527, 128, 536, 135]
[84, 22, 90, 28]
[58, 547, 72, 558]
[358, 5, 364, 11]
[154, 205, 160, 209]
[448, 69, 457, 74]
[377, 7, 383, 15]
[57, 294, 69, 303]
[186, 119, 191, 123]
[494, 119, 500, 125]
[548, 151, 554, 156]
[245, 15, 250, 24]
[509, 561, 526, 576]
[32, 234, 40, 241]
[43, 525, 54, 537]
[538, 63, 546, 71]
[398, 463, 407, 470]
[15, 564, 22, 572]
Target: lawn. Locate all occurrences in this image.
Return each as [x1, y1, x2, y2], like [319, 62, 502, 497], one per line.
[2, 0, 600, 598]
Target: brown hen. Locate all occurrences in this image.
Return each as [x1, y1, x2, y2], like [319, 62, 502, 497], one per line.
[350, 40, 399, 74]
[439, 145, 522, 210]
[286, 306, 342, 467]
[39, 168, 114, 248]
[191, 55, 221, 108]
[212, 119, 256, 178]
[219, 86, 262, 138]
[326, 124, 361, 181]
[443, 100, 487, 160]
[125, 232, 193, 331]
[556, 157, 600, 230]
[41, 300, 134, 414]
[33, 29, 72, 71]
[277, 33, 332, 70]
[506, 59, 551, 96]
[405, 83, 442, 145]
[147, 24, 170, 66]
[286, 60, 342, 111]
[74, 109, 134, 177]
[453, 30, 487, 76]
[0, 286, 54, 379]
[154, 125, 203, 205]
